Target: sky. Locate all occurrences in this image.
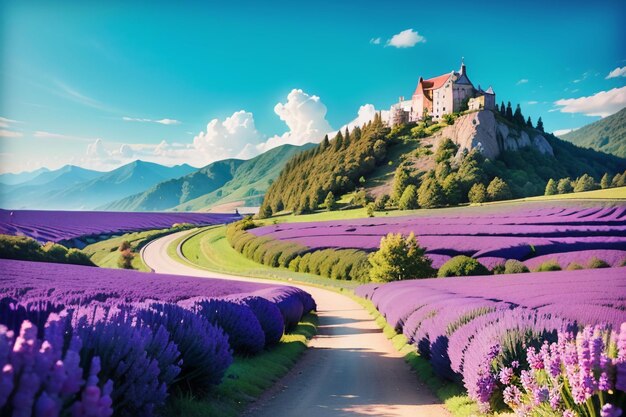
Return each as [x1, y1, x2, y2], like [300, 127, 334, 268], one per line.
[1, 0, 625, 174]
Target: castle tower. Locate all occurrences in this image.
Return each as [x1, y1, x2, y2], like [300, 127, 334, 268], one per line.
[460, 57, 466, 76]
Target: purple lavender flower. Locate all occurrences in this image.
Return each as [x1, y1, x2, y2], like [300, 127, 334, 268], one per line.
[511, 360, 519, 369]
[601, 404, 623, 417]
[503, 385, 522, 407]
[499, 367, 514, 385]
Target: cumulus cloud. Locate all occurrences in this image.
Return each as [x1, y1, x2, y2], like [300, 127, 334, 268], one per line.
[123, 116, 181, 125]
[554, 86, 626, 118]
[386, 29, 426, 48]
[192, 110, 263, 159]
[606, 66, 626, 79]
[370, 37, 381, 45]
[516, 79, 529, 85]
[86, 138, 109, 159]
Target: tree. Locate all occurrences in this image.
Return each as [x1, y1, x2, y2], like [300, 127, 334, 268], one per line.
[442, 174, 462, 205]
[435, 138, 458, 163]
[513, 104, 525, 125]
[600, 173, 610, 189]
[468, 183, 487, 203]
[505, 102, 513, 120]
[487, 177, 512, 201]
[320, 135, 330, 151]
[437, 256, 490, 277]
[333, 131, 343, 151]
[353, 189, 369, 207]
[118, 241, 131, 252]
[573, 174, 597, 193]
[366, 203, 375, 218]
[418, 175, 444, 208]
[526, 116, 533, 128]
[392, 164, 413, 202]
[544, 178, 557, 195]
[261, 204, 273, 218]
[398, 184, 419, 210]
[373, 194, 390, 211]
[324, 191, 337, 211]
[557, 178, 573, 194]
[343, 128, 351, 148]
[368, 232, 435, 282]
[536, 117, 544, 132]
[118, 241, 134, 269]
[499, 101, 506, 116]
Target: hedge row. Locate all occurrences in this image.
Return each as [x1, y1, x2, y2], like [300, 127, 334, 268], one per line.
[225, 221, 371, 281]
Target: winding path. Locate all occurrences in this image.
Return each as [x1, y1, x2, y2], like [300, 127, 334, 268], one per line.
[142, 231, 451, 417]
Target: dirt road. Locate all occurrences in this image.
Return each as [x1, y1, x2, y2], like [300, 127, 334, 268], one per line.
[142, 231, 451, 417]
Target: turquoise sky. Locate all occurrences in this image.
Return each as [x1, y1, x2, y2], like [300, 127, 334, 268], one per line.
[1, 0, 625, 173]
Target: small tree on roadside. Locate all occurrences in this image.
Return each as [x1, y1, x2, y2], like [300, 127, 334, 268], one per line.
[324, 191, 337, 211]
[368, 232, 435, 282]
[544, 179, 557, 195]
[574, 174, 597, 193]
[118, 240, 134, 269]
[468, 183, 487, 203]
[487, 177, 512, 201]
[557, 178, 573, 194]
[600, 173, 610, 189]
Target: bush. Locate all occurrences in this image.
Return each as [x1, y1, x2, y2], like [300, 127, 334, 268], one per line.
[535, 260, 561, 272]
[195, 299, 265, 355]
[118, 250, 134, 269]
[232, 296, 284, 346]
[368, 232, 434, 282]
[587, 257, 610, 269]
[324, 191, 337, 211]
[503, 259, 529, 274]
[566, 262, 584, 270]
[468, 183, 487, 203]
[437, 256, 490, 277]
[486, 177, 512, 201]
[0, 234, 95, 266]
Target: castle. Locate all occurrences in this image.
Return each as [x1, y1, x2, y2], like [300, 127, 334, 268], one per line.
[390, 59, 496, 125]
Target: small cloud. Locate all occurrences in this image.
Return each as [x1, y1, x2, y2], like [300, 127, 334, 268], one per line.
[370, 37, 381, 45]
[0, 117, 22, 128]
[606, 66, 626, 79]
[554, 86, 626, 118]
[526, 101, 538, 105]
[0, 130, 23, 138]
[516, 79, 529, 85]
[553, 128, 580, 137]
[386, 29, 426, 48]
[33, 131, 99, 142]
[122, 116, 181, 125]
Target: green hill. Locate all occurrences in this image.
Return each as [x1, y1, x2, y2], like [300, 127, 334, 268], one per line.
[103, 143, 314, 212]
[559, 107, 626, 158]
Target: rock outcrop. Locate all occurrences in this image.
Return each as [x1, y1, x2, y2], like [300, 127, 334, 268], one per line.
[437, 110, 553, 159]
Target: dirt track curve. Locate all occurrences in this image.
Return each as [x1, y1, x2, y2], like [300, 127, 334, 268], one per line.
[142, 230, 451, 417]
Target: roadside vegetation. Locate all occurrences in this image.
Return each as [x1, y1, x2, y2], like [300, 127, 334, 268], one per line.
[0, 234, 94, 266]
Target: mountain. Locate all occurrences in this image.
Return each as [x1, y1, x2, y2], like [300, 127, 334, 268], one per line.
[559, 107, 626, 158]
[0, 167, 50, 185]
[0, 160, 196, 210]
[102, 144, 314, 212]
[259, 110, 626, 215]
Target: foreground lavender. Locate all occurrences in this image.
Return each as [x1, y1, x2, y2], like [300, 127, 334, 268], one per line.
[0, 209, 241, 244]
[252, 203, 626, 269]
[356, 268, 626, 414]
[0, 259, 316, 417]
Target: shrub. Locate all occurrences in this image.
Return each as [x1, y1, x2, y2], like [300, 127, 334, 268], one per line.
[437, 256, 490, 277]
[366, 203, 375, 217]
[491, 263, 506, 274]
[587, 257, 610, 269]
[566, 262, 584, 270]
[231, 296, 284, 346]
[468, 183, 487, 203]
[535, 260, 561, 272]
[368, 232, 434, 282]
[324, 191, 337, 211]
[0, 234, 94, 266]
[118, 251, 134, 269]
[195, 299, 265, 355]
[503, 259, 529, 274]
[486, 177, 512, 201]
[544, 178, 557, 195]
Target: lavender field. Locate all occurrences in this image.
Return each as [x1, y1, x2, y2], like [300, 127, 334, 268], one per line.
[356, 267, 626, 412]
[0, 209, 241, 245]
[0, 259, 315, 416]
[252, 203, 626, 269]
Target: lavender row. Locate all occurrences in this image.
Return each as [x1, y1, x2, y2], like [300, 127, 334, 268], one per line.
[0, 259, 316, 416]
[0, 209, 241, 244]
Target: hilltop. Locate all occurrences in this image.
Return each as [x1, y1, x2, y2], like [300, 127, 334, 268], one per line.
[559, 107, 626, 158]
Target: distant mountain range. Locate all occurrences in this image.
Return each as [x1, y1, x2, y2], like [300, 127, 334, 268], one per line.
[559, 107, 626, 158]
[0, 161, 195, 210]
[102, 143, 314, 212]
[0, 167, 51, 185]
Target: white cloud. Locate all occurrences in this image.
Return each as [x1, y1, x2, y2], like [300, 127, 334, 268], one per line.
[516, 79, 529, 85]
[192, 110, 264, 160]
[554, 86, 626, 118]
[527, 101, 538, 105]
[552, 128, 579, 137]
[86, 138, 109, 159]
[386, 29, 426, 48]
[0, 117, 21, 128]
[606, 66, 626, 79]
[33, 131, 98, 142]
[123, 116, 181, 125]
[370, 37, 381, 45]
[0, 130, 23, 138]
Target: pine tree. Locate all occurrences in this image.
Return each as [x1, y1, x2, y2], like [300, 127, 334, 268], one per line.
[600, 173, 610, 189]
[324, 192, 337, 211]
[468, 183, 487, 203]
[513, 104, 525, 125]
[392, 164, 412, 202]
[557, 178, 573, 194]
[536, 117, 544, 132]
[398, 184, 419, 210]
[544, 179, 557, 195]
[505, 102, 513, 120]
[526, 116, 533, 128]
[321, 135, 330, 150]
[499, 101, 506, 116]
[343, 127, 351, 148]
[333, 131, 343, 151]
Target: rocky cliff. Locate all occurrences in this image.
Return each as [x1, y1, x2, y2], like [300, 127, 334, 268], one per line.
[436, 110, 553, 159]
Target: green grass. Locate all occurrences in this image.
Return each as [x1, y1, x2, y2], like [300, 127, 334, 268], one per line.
[517, 186, 626, 201]
[83, 228, 173, 271]
[165, 313, 317, 417]
[173, 226, 360, 290]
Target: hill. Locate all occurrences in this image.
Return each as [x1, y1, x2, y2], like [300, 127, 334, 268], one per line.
[0, 167, 50, 185]
[259, 110, 626, 215]
[559, 107, 626, 158]
[0, 160, 196, 210]
[103, 144, 314, 212]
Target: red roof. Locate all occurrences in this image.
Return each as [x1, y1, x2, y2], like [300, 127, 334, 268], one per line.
[413, 72, 451, 96]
